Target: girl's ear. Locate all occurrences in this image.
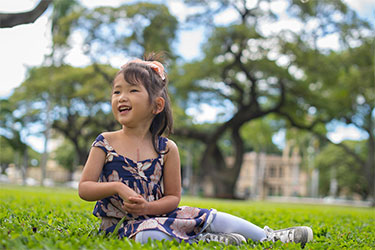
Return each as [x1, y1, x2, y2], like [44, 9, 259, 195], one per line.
[153, 97, 165, 115]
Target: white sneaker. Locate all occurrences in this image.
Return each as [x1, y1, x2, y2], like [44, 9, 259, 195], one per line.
[263, 226, 313, 248]
[197, 232, 246, 245]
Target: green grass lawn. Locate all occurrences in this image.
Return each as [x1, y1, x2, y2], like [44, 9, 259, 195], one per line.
[0, 184, 374, 249]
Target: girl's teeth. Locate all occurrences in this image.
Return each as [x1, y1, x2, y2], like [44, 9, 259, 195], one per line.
[119, 107, 130, 111]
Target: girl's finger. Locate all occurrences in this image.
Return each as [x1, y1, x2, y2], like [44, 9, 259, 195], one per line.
[128, 196, 143, 203]
[123, 202, 136, 209]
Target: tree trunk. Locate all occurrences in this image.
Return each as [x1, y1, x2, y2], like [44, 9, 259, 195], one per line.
[40, 99, 52, 186]
[69, 151, 79, 182]
[200, 127, 245, 199]
[365, 119, 375, 205]
[77, 147, 89, 167]
[21, 149, 28, 185]
[182, 144, 193, 194]
[0, 163, 8, 175]
[255, 151, 267, 199]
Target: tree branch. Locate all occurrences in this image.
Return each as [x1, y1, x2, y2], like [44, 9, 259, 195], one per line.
[267, 79, 286, 113]
[314, 131, 366, 166]
[278, 110, 366, 165]
[231, 125, 245, 175]
[173, 127, 210, 142]
[0, 0, 52, 28]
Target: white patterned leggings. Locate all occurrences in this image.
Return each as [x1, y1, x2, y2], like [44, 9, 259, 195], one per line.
[135, 211, 266, 243]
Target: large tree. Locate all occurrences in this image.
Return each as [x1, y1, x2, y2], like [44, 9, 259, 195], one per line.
[9, 2, 179, 174]
[275, 2, 374, 201]
[11, 65, 117, 168]
[281, 36, 375, 201]
[170, 0, 373, 198]
[315, 140, 368, 198]
[0, 99, 41, 183]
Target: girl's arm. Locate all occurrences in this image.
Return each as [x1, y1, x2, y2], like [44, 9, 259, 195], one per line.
[124, 139, 181, 216]
[78, 146, 138, 202]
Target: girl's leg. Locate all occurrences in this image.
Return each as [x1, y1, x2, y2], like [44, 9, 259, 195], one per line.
[135, 230, 173, 243]
[206, 211, 266, 241]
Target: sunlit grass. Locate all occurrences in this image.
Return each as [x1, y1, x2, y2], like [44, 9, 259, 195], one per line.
[1, 184, 374, 249]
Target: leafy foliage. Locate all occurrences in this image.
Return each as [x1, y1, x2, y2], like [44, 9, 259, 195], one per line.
[1, 185, 374, 249]
[53, 139, 76, 173]
[10, 64, 118, 167]
[315, 140, 368, 198]
[63, 2, 178, 60]
[169, 0, 375, 198]
[240, 115, 283, 154]
[0, 136, 41, 170]
[2, 0, 374, 200]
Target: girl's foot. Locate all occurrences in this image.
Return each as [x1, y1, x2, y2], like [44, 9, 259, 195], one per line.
[197, 232, 246, 245]
[263, 226, 313, 248]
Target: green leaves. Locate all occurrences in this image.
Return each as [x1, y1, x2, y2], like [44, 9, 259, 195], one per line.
[66, 2, 178, 59]
[10, 64, 117, 166]
[315, 140, 369, 197]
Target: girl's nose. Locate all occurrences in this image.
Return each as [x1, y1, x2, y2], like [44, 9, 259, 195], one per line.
[119, 93, 129, 102]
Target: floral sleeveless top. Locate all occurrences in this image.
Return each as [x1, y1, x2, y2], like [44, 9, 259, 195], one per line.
[91, 134, 216, 242]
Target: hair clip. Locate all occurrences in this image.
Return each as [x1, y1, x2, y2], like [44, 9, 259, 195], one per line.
[122, 59, 166, 80]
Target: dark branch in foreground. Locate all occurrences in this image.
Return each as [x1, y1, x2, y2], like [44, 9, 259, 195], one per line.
[0, 0, 52, 28]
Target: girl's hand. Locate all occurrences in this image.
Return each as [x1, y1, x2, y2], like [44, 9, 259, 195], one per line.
[123, 195, 150, 216]
[115, 182, 139, 203]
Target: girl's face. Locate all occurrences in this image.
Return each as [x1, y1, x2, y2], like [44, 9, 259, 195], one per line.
[111, 75, 155, 129]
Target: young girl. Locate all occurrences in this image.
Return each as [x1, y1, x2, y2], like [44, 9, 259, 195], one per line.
[78, 53, 313, 247]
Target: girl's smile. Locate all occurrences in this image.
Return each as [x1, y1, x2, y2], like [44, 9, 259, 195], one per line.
[118, 104, 131, 115]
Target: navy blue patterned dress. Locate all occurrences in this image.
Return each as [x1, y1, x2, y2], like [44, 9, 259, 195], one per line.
[91, 134, 216, 241]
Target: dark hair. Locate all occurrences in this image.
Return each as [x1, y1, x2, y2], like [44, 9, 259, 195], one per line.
[115, 52, 173, 154]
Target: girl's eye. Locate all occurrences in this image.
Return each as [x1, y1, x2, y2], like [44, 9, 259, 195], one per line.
[130, 89, 139, 93]
[113, 90, 120, 94]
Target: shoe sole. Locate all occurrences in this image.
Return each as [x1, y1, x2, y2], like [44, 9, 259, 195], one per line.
[230, 233, 246, 245]
[297, 226, 313, 248]
[200, 233, 246, 245]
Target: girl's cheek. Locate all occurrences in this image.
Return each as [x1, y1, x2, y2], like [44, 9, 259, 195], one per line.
[111, 97, 117, 106]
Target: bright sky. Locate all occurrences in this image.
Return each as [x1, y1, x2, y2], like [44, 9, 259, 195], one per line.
[0, 0, 372, 151]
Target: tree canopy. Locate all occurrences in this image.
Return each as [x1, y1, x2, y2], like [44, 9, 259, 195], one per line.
[170, 0, 374, 198]
[1, 0, 373, 201]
